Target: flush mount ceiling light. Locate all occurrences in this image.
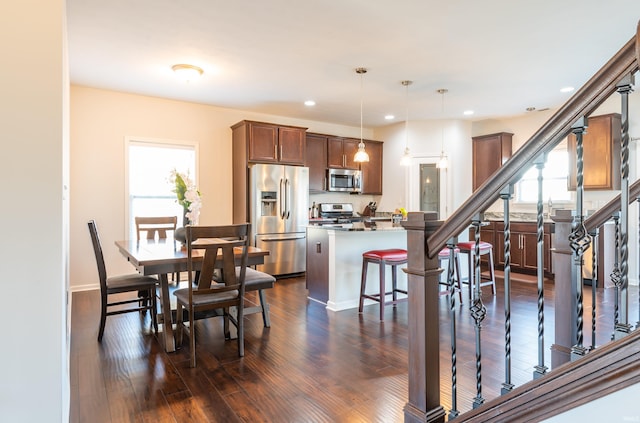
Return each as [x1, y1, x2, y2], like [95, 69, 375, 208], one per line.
[353, 67, 370, 163]
[400, 80, 413, 167]
[436, 88, 449, 169]
[171, 64, 203, 82]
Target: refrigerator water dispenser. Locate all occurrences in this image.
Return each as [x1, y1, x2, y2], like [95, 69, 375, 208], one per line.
[260, 191, 277, 217]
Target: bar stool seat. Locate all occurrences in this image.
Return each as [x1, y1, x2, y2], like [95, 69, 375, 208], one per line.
[359, 249, 408, 320]
[437, 248, 463, 303]
[457, 241, 496, 300]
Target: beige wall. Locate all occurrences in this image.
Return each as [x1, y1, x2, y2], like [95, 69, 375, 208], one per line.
[70, 85, 369, 290]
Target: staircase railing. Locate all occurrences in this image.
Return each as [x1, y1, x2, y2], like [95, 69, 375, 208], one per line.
[402, 23, 640, 423]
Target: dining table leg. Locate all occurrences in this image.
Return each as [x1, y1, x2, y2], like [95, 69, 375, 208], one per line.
[157, 273, 175, 352]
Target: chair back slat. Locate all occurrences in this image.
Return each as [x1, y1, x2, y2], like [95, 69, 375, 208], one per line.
[186, 224, 250, 297]
[87, 220, 108, 292]
[135, 216, 177, 241]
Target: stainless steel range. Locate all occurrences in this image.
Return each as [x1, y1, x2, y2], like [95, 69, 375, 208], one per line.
[317, 203, 361, 223]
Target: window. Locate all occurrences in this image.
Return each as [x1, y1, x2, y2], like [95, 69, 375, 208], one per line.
[516, 149, 571, 203]
[126, 138, 197, 239]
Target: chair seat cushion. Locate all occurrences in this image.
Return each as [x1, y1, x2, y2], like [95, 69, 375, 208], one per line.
[457, 241, 492, 252]
[438, 247, 460, 257]
[173, 287, 239, 306]
[106, 274, 158, 293]
[363, 248, 408, 261]
[243, 268, 276, 291]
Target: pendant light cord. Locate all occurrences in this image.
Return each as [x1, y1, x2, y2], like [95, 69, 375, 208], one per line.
[360, 71, 363, 144]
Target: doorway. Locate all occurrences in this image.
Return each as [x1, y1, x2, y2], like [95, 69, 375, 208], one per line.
[407, 158, 447, 220]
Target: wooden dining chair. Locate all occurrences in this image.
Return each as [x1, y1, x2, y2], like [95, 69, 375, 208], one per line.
[134, 216, 177, 241]
[174, 223, 250, 367]
[135, 215, 181, 286]
[87, 220, 158, 342]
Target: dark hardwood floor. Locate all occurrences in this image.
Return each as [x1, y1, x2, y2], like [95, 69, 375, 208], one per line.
[70, 273, 630, 422]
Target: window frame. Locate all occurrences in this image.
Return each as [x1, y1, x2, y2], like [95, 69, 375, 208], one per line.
[514, 146, 574, 205]
[124, 136, 199, 239]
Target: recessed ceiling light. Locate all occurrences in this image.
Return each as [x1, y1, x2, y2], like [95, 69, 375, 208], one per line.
[560, 86, 575, 93]
[463, 110, 474, 116]
[385, 114, 395, 120]
[171, 64, 203, 82]
[304, 100, 316, 106]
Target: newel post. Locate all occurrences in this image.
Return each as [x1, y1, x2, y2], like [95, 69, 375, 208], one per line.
[402, 212, 446, 423]
[550, 209, 578, 367]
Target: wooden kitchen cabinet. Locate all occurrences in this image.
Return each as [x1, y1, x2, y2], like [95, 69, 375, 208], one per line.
[493, 221, 554, 277]
[306, 133, 328, 192]
[567, 113, 621, 190]
[472, 132, 513, 191]
[231, 120, 307, 165]
[327, 137, 360, 170]
[360, 140, 383, 194]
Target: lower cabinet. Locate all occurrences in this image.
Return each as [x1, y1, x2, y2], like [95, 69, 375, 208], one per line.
[306, 227, 329, 303]
[472, 221, 553, 277]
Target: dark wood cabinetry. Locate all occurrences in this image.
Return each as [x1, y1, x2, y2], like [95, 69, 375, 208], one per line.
[360, 140, 383, 194]
[306, 133, 328, 192]
[232, 120, 307, 165]
[307, 133, 384, 194]
[471, 220, 553, 276]
[480, 221, 553, 276]
[472, 132, 513, 191]
[327, 137, 360, 170]
[567, 113, 621, 190]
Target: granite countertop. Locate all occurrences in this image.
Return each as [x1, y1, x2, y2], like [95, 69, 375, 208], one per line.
[483, 211, 555, 223]
[308, 221, 405, 232]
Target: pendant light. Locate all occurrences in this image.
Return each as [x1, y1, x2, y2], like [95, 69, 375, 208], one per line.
[436, 88, 449, 169]
[400, 80, 413, 166]
[353, 67, 370, 163]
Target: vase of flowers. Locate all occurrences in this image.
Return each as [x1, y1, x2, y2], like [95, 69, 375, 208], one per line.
[170, 169, 201, 244]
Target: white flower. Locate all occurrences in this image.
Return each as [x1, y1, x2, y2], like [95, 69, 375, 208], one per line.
[169, 169, 201, 224]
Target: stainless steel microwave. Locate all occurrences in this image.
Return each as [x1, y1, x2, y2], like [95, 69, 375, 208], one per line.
[327, 168, 362, 193]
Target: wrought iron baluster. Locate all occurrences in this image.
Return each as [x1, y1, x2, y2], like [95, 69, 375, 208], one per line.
[614, 74, 634, 340]
[500, 185, 514, 392]
[611, 212, 621, 338]
[446, 237, 460, 420]
[589, 228, 599, 350]
[569, 118, 590, 361]
[534, 155, 548, 377]
[470, 214, 487, 409]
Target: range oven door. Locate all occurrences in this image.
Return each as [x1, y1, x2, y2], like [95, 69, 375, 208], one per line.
[255, 232, 306, 276]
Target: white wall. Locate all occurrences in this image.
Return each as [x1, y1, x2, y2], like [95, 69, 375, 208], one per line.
[375, 119, 473, 218]
[0, 1, 69, 421]
[70, 86, 369, 290]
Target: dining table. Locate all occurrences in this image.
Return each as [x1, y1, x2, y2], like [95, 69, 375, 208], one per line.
[115, 238, 269, 352]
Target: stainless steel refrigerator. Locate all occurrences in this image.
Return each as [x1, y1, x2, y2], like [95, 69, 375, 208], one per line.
[249, 164, 309, 275]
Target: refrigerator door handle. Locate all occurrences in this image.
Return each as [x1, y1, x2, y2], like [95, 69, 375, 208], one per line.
[285, 178, 291, 219]
[259, 235, 306, 242]
[279, 178, 286, 219]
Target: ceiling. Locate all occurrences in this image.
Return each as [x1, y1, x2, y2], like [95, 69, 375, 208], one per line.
[66, 1, 640, 128]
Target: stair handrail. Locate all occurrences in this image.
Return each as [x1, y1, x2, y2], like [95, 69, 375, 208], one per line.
[585, 179, 640, 232]
[427, 35, 638, 258]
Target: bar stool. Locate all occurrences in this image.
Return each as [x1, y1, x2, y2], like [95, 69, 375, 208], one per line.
[437, 247, 463, 303]
[457, 241, 496, 300]
[359, 249, 408, 320]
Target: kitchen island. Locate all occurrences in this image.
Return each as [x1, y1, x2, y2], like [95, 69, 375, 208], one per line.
[306, 221, 407, 311]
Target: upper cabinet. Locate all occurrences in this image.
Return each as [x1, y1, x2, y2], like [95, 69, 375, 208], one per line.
[567, 113, 621, 191]
[231, 120, 307, 165]
[360, 140, 383, 195]
[306, 133, 328, 192]
[472, 132, 513, 191]
[327, 137, 360, 170]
